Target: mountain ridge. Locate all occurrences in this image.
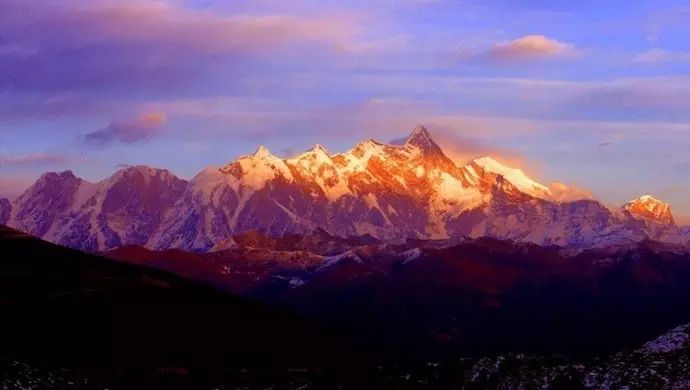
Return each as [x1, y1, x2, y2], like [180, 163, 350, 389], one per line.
[4, 126, 689, 251]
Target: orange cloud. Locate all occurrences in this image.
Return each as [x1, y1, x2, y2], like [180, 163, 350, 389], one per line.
[549, 182, 595, 202]
[140, 111, 166, 125]
[487, 35, 580, 61]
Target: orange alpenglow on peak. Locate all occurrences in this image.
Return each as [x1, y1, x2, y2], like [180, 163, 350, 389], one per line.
[624, 194, 676, 226]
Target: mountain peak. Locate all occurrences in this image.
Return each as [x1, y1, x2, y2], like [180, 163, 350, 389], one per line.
[636, 194, 660, 203]
[288, 144, 333, 168]
[404, 125, 441, 153]
[624, 194, 675, 226]
[39, 170, 77, 181]
[254, 145, 273, 158]
[116, 164, 159, 175]
[310, 144, 330, 155]
[228, 145, 294, 186]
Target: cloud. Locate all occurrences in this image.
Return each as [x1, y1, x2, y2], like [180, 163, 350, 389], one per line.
[633, 48, 690, 63]
[420, 127, 531, 167]
[565, 77, 690, 120]
[0, 176, 34, 200]
[660, 186, 690, 226]
[677, 215, 690, 226]
[0, 152, 75, 184]
[146, 73, 690, 142]
[455, 35, 580, 63]
[0, 0, 358, 93]
[386, 119, 539, 173]
[0, 153, 73, 167]
[486, 35, 580, 61]
[84, 112, 166, 147]
[549, 182, 594, 202]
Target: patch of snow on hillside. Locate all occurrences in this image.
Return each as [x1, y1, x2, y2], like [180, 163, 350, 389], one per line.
[401, 248, 422, 264]
[316, 250, 363, 272]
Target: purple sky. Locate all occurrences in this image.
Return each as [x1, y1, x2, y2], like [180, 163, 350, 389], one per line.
[0, 0, 689, 224]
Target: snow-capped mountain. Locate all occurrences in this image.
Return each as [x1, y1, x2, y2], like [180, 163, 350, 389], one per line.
[8, 166, 187, 251]
[622, 194, 676, 226]
[4, 126, 689, 251]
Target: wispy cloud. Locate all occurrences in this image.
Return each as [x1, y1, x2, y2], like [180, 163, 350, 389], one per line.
[0, 176, 35, 200]
[549, 182, 594, 202]
[660, 186, 690, 226]
[633, 48, 690, 63]
[0, 152, 73, 167]
[0, 0, 359, 93]
[84, 112, 166, 147]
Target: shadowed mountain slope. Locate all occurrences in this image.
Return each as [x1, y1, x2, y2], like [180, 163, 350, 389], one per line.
[0, 225, 368, 388]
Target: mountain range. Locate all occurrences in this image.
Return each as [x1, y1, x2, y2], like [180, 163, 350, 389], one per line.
[2, 126, 689, 252]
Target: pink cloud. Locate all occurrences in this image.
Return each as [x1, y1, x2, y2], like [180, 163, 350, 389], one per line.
[0, 0, 359, 92]
[549, 182, 595, 202]
[487, 35, 579, 61]
[84, 112, 166, 147]
[0, 176, 35, 200]
[74, 1, 356, 53]
[0, 153, 74, 168]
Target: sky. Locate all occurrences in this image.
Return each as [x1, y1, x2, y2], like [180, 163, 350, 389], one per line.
[0, 0, 689, 224]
